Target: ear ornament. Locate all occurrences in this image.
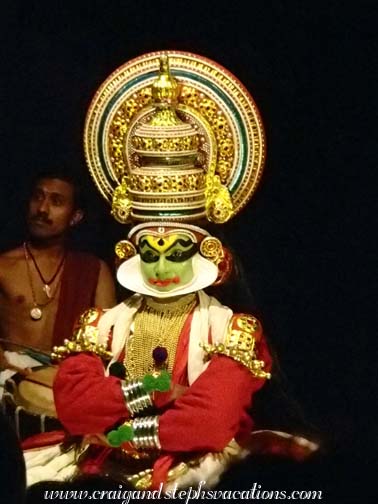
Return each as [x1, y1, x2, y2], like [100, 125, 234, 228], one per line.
[115, 240, 137, 267]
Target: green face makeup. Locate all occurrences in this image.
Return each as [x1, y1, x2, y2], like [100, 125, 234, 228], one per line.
[139, 234, 198, 292]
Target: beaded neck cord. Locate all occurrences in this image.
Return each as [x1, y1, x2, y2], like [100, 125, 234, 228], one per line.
[24, 241, 66, 299]
[124, 293, 198, 379]
[23, 242, 65, 320]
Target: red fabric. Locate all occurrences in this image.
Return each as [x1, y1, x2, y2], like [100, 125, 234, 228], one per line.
[151, 321, 271, 486]
[154, 312, 193, 409]
[159, 351, 270, 453]
[52, 310, 272, 486]
[80, 447, 113, 475]
[157, 317, 271, 453]
[213, 246, 233, 286]
[53, 353, 129, 435]
[52, 251, 101, 347]
[21, 430, 66, 450]
[171, 312, 193, 386]
[151, 454, 176, 490]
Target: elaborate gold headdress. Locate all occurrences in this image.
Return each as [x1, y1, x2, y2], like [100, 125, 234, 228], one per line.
[84, 51, 266, 228]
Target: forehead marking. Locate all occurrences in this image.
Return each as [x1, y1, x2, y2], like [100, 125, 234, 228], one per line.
[135, 228, 198, 246]
[144, 234, 180, 253]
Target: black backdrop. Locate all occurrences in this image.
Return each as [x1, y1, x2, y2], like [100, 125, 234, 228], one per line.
[1, 1, 376, 500]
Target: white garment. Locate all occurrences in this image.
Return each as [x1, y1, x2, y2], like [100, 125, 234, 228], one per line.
[98, 290, 233, 384]
[0, 351, 41, 399]
[24, 444, 77, 486]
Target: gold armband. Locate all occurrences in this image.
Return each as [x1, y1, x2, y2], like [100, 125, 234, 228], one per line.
[51, 308, 112, 362]
[201, 314, 271, 379]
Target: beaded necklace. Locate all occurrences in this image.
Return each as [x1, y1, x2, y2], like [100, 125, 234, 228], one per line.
[23, 243, 64, 320]
[124, 293, 197, 379]
[24, 241, 66, 298]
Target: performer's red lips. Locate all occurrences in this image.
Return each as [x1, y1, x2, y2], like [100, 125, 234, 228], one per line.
[148, 276, 180, 287]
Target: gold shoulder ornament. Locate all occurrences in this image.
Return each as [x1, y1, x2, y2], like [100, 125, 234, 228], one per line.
[51, 308, 112, 362]
[201, 314, 271, 379]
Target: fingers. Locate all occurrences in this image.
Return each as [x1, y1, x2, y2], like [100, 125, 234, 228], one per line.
[3, 363, 32, 375]
[82, 434, 110, 447]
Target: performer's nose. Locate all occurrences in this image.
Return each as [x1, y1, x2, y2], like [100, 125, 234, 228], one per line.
[156, 256, 169, 277]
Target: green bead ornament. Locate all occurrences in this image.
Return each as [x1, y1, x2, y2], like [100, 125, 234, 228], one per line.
[142, 370, 171, 393]
[107, 430, 122, 447]
[106, 422, 134, 447]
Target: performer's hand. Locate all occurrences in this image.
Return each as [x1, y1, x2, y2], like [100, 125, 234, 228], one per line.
[82, 433, 111, 448]
[81, 434, 143, 457]
[154, 383, 188, 408]
[169, 383, 188, 400]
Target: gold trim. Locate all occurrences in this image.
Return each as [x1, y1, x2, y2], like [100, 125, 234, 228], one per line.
[127, 438, 246, 489]
[124, 294, 197, 379]
[201, 315, 271, 379]
[51, 308, 112, 362]
[115, 240, 137, 260]
[128, 171, 206, 193]
[199, 236, 224, 265]
[84, 51, 265, 221]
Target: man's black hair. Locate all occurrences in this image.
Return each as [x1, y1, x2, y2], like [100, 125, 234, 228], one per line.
[30, 169, 85, 211]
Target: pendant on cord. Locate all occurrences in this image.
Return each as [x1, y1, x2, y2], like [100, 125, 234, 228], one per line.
[30, 307, 42, 320]
[43, 284, 52, 298]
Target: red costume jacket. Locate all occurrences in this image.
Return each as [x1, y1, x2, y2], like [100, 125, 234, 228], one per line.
[53, 307, 272, 486]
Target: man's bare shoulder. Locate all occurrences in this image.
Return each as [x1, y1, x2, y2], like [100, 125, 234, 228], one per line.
[0, 246, 24, 285]
[98, 258, 112, 270]
[0, 245, 24, 264]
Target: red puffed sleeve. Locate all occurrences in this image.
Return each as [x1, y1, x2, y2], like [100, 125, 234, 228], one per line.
[53, 353, 128, 435]
[159, 318, 271, 453]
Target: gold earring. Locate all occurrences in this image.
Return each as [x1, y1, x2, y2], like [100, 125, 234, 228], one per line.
[115, 240, 137, 261]
[199, 236, 224, 265]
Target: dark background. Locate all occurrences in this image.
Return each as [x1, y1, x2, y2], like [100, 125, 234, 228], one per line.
[0, 1, 376, 499]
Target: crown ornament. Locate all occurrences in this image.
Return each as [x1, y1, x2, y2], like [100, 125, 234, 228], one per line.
[84, 51, 265, 227]
[109, 55, 232, 224]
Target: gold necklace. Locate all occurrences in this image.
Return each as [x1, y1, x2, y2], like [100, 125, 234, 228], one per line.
[23, 243, 63, 320]
[124, 293, 197, 379]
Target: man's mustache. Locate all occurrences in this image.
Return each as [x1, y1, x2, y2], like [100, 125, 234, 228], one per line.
[30, 213, 53, 225]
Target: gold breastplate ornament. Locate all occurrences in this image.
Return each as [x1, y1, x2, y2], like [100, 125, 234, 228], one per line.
[124, 293, 197, 379]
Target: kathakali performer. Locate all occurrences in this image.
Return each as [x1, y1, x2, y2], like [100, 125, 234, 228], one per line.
[25, 51, 316, 489]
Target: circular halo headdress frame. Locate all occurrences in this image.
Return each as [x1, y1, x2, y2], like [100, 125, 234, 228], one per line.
[83, 50, 265, 286]
[84, 50, 266, 223]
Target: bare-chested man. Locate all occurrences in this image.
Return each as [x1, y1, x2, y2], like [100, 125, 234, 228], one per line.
[0, 172, 116, 374]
